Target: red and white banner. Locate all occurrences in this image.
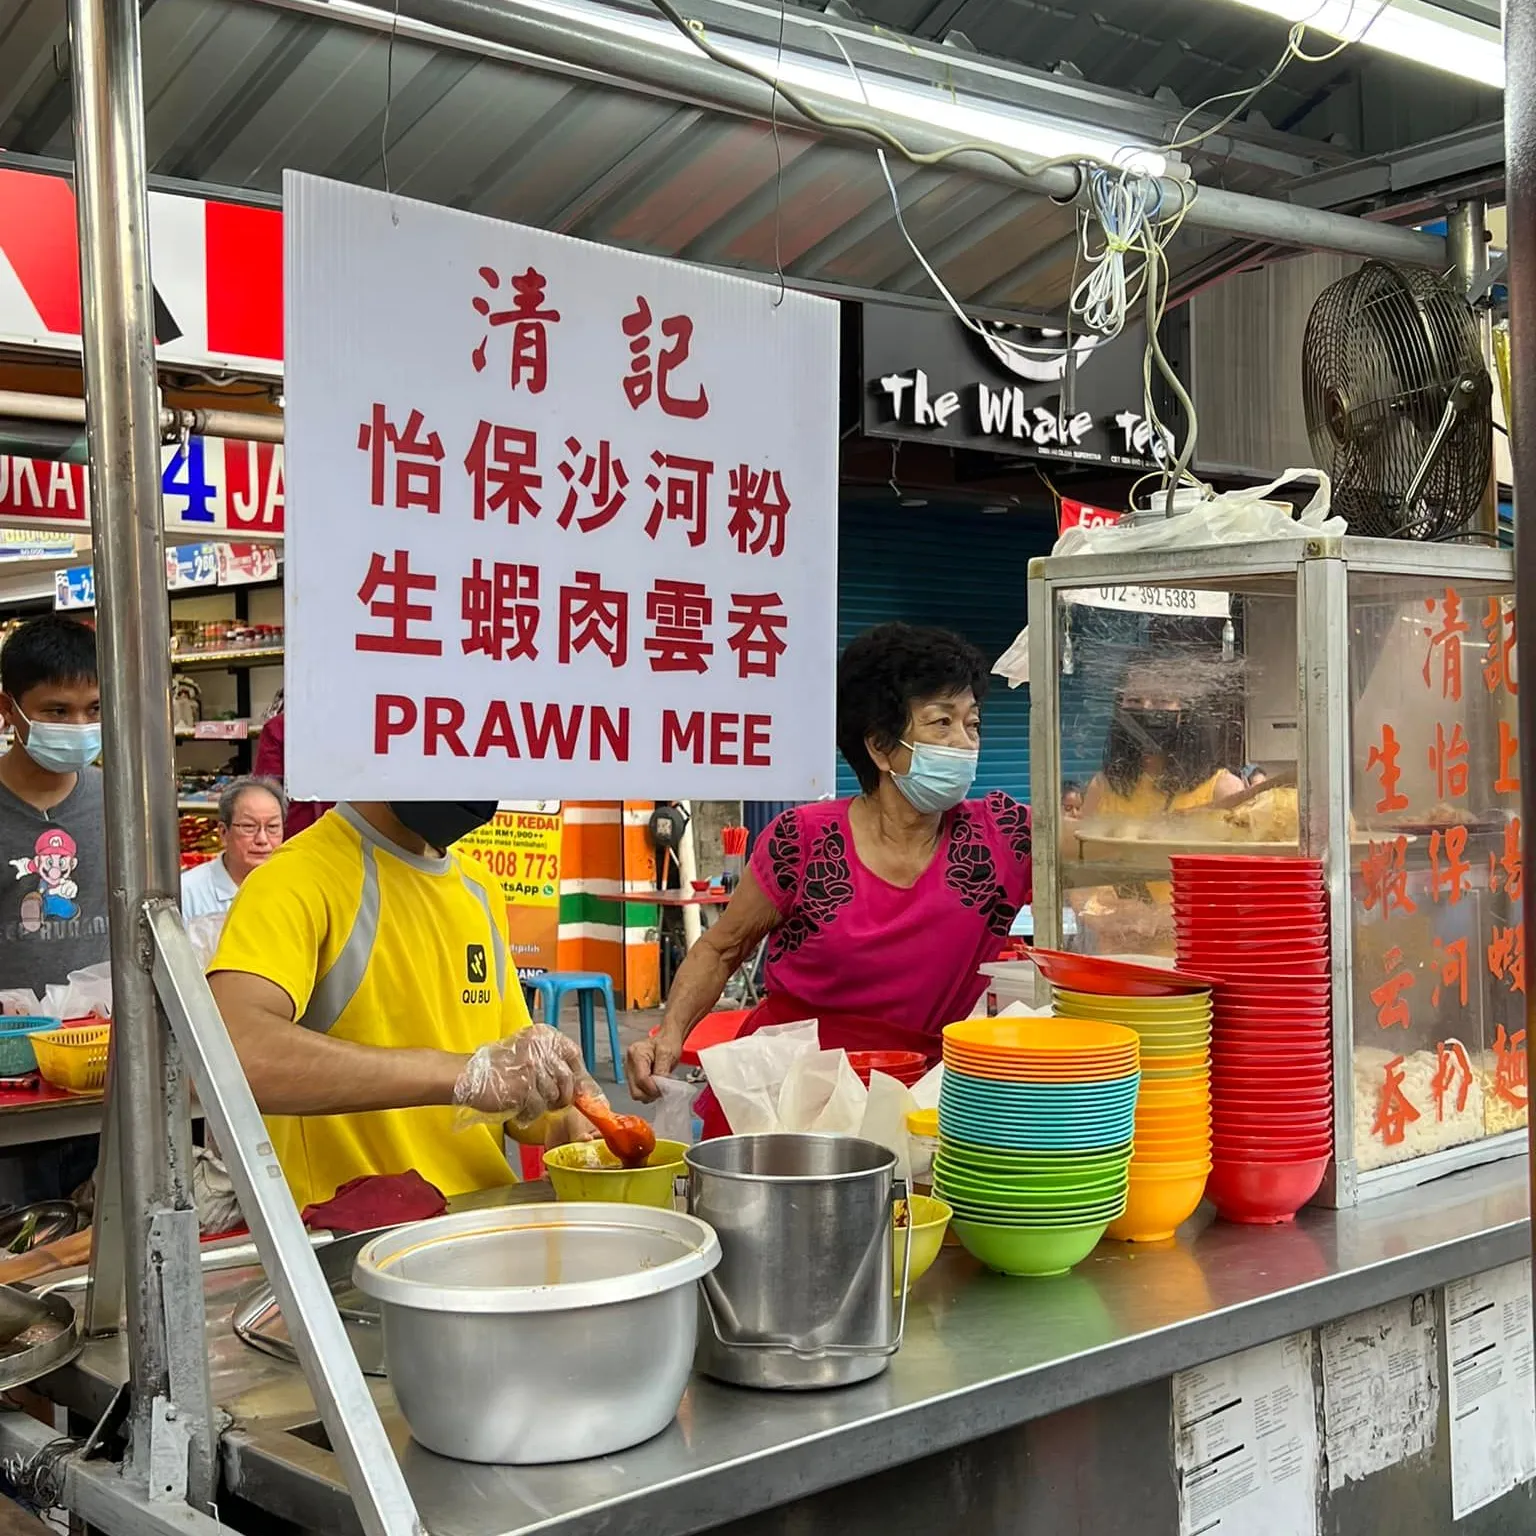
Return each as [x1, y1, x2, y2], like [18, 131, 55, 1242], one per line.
[284, 173, 838, 801]
[0, 438, 284, 539]
[0, 167, 281, 377]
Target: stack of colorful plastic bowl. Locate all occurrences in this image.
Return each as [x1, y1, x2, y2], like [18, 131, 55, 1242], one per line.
[1171, 853, 1332, 1223]
[1053, 982, 1213, 1241]
[935, 1018, 1140, 1276]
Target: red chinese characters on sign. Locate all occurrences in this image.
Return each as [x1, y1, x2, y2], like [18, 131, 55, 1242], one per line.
[1371, 947, 1414, 1031]
[727, 466, 790, 558]
[471, 267, 561, 393]
[358, 406, 445, 515]
[464, 422, 541, 524]
[559, 571, 628, 668]
[1431, 936, 1468, 1008]
[557, 439, 628, 533]
[1483, 597, 1518, 698]
[1492, 1025, 1528, 1108]
[1422, 586, 1467, 701]
[1495, 720, 1522, 796]
[1366, 725, 1409, 815]
[1487, 924, 1526, 995]
[1429, 826, 1471, 906]
[622, 298, 708, 419]
[461, 560, 539, 662]
[1490, 817, 1524, 902]
[1430, 1039, 1474, 1121]
[1361, 837, 1417, 917]
[1373, 1055, 1420, 1146]
[727, 592, 789, 680]
[644, 453, 712, 548]
[1427, 722, 1469, 801]
[645, 580, 713, 674]
[356, 550, 439, 655]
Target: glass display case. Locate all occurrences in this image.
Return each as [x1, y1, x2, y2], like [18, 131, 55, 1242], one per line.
[1028, 538, 1523, 1206]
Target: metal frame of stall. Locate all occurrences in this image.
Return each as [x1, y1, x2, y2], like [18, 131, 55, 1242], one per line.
[25, 0, 1536, 1533]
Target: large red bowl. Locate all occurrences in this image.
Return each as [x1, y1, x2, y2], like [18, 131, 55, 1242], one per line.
[1212, 1098, 1333, 1119]
[1211, 1129, 1333, 1152]
[1204, 958, 1332, 981]
[1212, 1113, 1333, 1135]
[1174, 916, 1330, 942]
[1177, 942, 1331, 968]
[846, 1050, 927, 1085]
[1207, 1155, 1330, 1223]
[1028, 948, 1218, 997]
[1218, 984, 1332, 1006]
[1174, 896, 1327, 919]
[1212, 1049, 1333, 1067]
[1172, 854, 1323, 872]
[1213, 1084, 1332, 1105]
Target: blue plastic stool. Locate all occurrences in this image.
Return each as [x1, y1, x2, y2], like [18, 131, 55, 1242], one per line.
[522, 971, 622, 1081]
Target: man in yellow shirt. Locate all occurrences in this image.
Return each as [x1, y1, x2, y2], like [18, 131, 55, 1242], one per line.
[209, 800, 585, 1209]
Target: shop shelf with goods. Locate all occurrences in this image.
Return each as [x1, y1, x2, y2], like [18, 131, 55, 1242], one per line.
[1028, 537, 1522, 1208]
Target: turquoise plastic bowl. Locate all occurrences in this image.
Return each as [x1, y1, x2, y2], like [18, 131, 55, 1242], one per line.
[939, 1074, 1142, 1110]
[952, 1216, 1113, 1275]
[938, 1107, 1137, 1152]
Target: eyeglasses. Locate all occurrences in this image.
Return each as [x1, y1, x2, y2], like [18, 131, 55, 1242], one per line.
[231, 822, 283, 840]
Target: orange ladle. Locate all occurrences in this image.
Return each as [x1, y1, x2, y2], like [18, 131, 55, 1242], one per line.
[574, 1090, 657, 1169]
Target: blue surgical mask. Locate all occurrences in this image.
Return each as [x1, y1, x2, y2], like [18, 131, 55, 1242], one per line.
[893, 740, 978, 814]
[15, 710, 102, 774]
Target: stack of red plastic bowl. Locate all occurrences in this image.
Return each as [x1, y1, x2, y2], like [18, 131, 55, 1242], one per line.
[1170, 854, 1332, 1224]
[846, 1050, 928, 1087]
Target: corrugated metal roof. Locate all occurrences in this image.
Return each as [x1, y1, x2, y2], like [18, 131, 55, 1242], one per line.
[0, 0, 1496, 329]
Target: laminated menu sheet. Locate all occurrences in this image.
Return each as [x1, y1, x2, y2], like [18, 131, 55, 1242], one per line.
[1173, 1333, 1319, 1536]
[1447, 1259, 1536, 1519]
[1319, 1294, 1439, 1489]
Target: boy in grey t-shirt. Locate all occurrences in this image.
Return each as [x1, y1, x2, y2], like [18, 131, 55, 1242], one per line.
[0, 616, 107, 1205]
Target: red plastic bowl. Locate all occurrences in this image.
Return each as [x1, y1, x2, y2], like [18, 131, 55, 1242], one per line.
[1174, 896, 1327, 918]
[1174, 917, 1330, 942]
[1211, 1140, 1332, 1163]
[1214, 1013, 1332, 1034]
[1213, 1047, 1332, 1066]
[1172, 853, 1323, 871]
[1218, 984, 1332, 1005]
[846, 1050, 927, 1085]
[1212, 1111, 1333, 1133]
[1207, 1155, 1330, 1223]
[1028, 948, 1218, 997]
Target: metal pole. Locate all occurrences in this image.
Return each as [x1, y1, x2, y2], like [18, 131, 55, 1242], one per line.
[0, 390, 285, 444]
[1504, 0, 1536, 1275]
[377, 0, 1447, 269]
[67, 0, 215, 1501]
[1448, 199, 1500, 542]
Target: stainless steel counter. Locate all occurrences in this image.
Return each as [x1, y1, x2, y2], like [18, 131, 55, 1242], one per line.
[39, 1159, 1533, 1536]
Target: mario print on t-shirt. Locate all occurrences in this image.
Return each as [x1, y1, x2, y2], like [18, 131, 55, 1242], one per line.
[11, 827, 81, 932]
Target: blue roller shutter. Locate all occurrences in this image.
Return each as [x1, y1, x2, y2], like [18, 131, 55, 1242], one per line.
[836, 501, 1055, 804]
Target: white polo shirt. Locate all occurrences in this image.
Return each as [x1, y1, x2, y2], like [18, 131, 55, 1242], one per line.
[180, 854, 240, 919]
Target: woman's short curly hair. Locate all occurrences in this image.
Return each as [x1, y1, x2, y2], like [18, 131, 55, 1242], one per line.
[837, 623, 989, 794]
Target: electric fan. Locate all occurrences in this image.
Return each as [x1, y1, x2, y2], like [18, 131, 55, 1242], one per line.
[1302, 261, 1493, 541]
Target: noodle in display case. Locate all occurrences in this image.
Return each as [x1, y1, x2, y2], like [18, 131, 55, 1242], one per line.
[1027, 538, 1522, 1207]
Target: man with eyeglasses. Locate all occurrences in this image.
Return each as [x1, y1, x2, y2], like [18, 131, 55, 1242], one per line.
[180, 776, 286, 919]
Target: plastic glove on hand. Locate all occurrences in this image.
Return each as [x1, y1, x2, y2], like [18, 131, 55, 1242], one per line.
[572, 1089, 656, 1168]
[453, 1023, 587, 1124]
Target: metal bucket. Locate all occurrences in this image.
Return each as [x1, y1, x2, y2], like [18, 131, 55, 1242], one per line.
[685, 1133, 911, 1390]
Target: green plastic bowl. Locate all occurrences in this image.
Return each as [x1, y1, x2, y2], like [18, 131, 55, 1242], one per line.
[942, 1194, 1127, 1228]
[933, 1153, 1130, 1194]
[933, 1176, 1127, 1213]
[952, 1215, 1112, 1275]
[939, 1136, 1133, 1172]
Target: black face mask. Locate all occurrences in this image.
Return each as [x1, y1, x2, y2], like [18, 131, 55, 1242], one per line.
[389, 801, 498, 853]
[1124, 708, 1184, 753]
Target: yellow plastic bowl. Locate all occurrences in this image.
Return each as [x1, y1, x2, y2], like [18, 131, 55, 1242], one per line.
[543, 1138, 688, 1209]
[893, 1194, 952, 1292]
[1105, 1167, 1210, 1243]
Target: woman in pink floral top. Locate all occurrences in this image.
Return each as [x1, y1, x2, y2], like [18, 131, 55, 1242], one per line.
[626, 625, 1033, 1120]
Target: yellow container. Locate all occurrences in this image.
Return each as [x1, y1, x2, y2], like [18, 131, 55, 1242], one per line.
[543, 1138, 688, 1209]
[31, 1023, 111, 1094]
[893, 1194, 952, 1292]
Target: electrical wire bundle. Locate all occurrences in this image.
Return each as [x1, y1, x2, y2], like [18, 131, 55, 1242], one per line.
[646, 0, 1391, 515]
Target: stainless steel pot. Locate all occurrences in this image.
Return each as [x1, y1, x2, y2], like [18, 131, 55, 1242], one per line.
[686, 1134, 911, 1391]
[353, 1202, 719, 1464]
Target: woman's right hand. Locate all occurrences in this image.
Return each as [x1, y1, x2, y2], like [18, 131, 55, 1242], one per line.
[624, 1028, 682, 1103]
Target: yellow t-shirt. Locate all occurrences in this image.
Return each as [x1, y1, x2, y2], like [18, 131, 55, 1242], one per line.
[210, 805, 532, 1209]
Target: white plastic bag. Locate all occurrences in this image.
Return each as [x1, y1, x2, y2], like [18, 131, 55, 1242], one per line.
[42, 961, 113, 1022]
[777, 1048, 866, 1135]
[1052, 469, 1345, 557]
[0, 990, 44, 1017]
[859, 1070, 917, 1182]
[651, 1075, 702, 1143]
[698, 1018, 820, 1135]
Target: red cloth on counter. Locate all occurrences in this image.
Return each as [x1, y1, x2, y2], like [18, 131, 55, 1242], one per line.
[300, 1171, 447, 1233]
[694, 994, 941, 1140]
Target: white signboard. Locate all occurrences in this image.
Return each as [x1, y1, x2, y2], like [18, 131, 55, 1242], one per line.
[283, 174, 838, 801]
[1173, 1332, 1320, 1536]
[1447, 1259, 1536, 1519]
[1065, 583, 1231, 619]
[1320, 1294, 1439, 1489]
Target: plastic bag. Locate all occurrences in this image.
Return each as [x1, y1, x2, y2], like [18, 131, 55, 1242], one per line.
[859, 1070, 917, 1183]
[42, 961, 113, 1022]
[777, 1048, 866, 1135]
[651, 1075, 701, 1143]
[698, 1018, 820, 1135]
[1052, 469, 1345, 558]
[0, 990, 44, 1017]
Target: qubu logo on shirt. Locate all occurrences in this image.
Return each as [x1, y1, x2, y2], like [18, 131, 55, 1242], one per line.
[462, 943, 493, 1005]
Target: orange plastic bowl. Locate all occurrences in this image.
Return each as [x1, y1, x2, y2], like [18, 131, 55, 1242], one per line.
[944, 1017, 1141, 1056]
[1106, 1167, 1210, 1242]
